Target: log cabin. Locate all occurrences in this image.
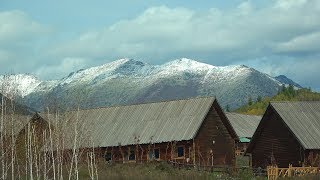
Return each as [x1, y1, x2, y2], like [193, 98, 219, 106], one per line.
[0, 113, 50, 161]
[225, 112, 261, 154]
[246, 101, 320, 168]
[42, 97, 238, 167]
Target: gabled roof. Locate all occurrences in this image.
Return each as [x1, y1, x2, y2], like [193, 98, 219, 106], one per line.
[225, 112, 261, 138]
[0, 114, 34, 136]
[247, 101, 320, 153]
[271, 101, 320, 149]
[0, 93, 35, 115]
[42, 97, 236, 149]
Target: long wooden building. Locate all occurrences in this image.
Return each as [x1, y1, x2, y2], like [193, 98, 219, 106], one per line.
[43, 97, 238, 166]
[246, 101, 320, 168]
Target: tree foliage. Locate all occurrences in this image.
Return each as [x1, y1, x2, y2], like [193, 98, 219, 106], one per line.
[235, 86, 320, 115]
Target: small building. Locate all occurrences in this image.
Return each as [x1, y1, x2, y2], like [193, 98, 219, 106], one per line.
[0, 113, 50, 161]
[225, 112, 261, 154]
[246, 101, 320, 168]
[43, 97, 238, 167]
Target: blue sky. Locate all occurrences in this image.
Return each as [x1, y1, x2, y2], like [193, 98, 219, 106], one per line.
[0, 0, 320, 91]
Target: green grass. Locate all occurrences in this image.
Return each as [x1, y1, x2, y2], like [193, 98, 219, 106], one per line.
[74, 161, 267, 180]
[79, 162, 214, 179]
[236, 155, 250, 167]
[10, 161, 320, 179]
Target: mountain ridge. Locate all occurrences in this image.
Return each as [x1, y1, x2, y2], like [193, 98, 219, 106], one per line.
[0, 58, 302, 111]
[275, 75, 303, 88]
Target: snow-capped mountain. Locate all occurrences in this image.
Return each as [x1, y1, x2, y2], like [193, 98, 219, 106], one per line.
[1, 58, 302, 111]
[0, 74, 41, 97]
[275, 75, 303, 88]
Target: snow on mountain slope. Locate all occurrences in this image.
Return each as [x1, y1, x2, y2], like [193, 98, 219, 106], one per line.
[0, 74, 41, 97]
[58, 58, 155, 86]
[274, 75, 303, 88]
[1, 58, 302, 111]
[156, 58, 214, 75]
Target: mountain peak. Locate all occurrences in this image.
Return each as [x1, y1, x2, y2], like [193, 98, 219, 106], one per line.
[163, 58, 215, 71]
[238, 64, 249, 68]
[0, 73, 41, 97]
[119, 58, 146, 67]
[170, 58, 209, 65]
[109, 58, 145, 66]
[274, 75, 302, 88]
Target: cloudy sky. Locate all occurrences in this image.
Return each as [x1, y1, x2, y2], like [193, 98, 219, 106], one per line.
[1, 0, 320, 91]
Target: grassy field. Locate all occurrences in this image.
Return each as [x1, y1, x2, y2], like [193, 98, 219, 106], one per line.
[8, 160, 320, 179]
[75, 161, 259, 180]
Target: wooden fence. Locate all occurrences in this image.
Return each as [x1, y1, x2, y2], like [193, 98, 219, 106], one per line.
[168, 160, 231, 173]
[167, 160, 268, 176]
[267, 164, 320, 179]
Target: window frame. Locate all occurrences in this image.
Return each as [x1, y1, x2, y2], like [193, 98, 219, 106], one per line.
[154, 148, 160, 160]
[176, 145, 185, 159]
[128, 147, 136, 161]
[148, 148, 160, 160]
[104, 151, 113, 162]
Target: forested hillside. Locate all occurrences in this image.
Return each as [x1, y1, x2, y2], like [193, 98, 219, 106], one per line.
[235, 85, 320, 115]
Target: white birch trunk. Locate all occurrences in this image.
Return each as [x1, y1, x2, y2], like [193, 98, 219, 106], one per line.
[10, 99, 15, 180]
[1, 95, 5, 180]
[47, 107, 56, 180]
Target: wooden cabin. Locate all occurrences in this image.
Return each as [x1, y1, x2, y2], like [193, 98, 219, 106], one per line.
[225, 112, 261, 155]
[0, 113, 50, 161]
[246, 101, 320, 168]
[43, 97, 238, 167]
[15, 113, 50, 153]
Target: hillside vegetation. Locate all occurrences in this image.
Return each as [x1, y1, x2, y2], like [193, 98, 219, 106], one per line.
[235, 85, 320, 115]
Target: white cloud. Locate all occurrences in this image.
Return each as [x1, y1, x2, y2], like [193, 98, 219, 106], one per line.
[275, 32, 320, 53]
[238, 56, 320, 91]
[0, 10, 50, 45]
[52, 0, 320, 63]
[35, 57, 89, 80]
[0, 10, 51, 75]
[274, 0, 308, 10]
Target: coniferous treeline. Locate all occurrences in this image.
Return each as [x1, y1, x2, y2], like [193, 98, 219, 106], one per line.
[235, 85, 320, 115]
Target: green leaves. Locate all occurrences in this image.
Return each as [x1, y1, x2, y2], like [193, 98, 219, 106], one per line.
[236, 87, 320, 115]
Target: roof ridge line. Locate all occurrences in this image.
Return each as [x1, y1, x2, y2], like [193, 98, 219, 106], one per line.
[40, 96, 215, 114]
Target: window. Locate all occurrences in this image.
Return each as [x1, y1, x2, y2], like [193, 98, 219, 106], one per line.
[154, 149, 160, 159]
[177, 146, 184, 157]
[129, 150, 135, 161]
[148, 148, 160, 160]
[105, 152, 112, 161]
[123, 151, 128, 161]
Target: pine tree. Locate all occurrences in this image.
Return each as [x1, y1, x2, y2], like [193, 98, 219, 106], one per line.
[248, 96, 253, 106]
[257, 96, 262, 102]
[226, 105, 230, 112]
[288, 84, 295, 97]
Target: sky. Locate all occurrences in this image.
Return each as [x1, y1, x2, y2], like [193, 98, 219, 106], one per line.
[0, 0, 320, 91]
